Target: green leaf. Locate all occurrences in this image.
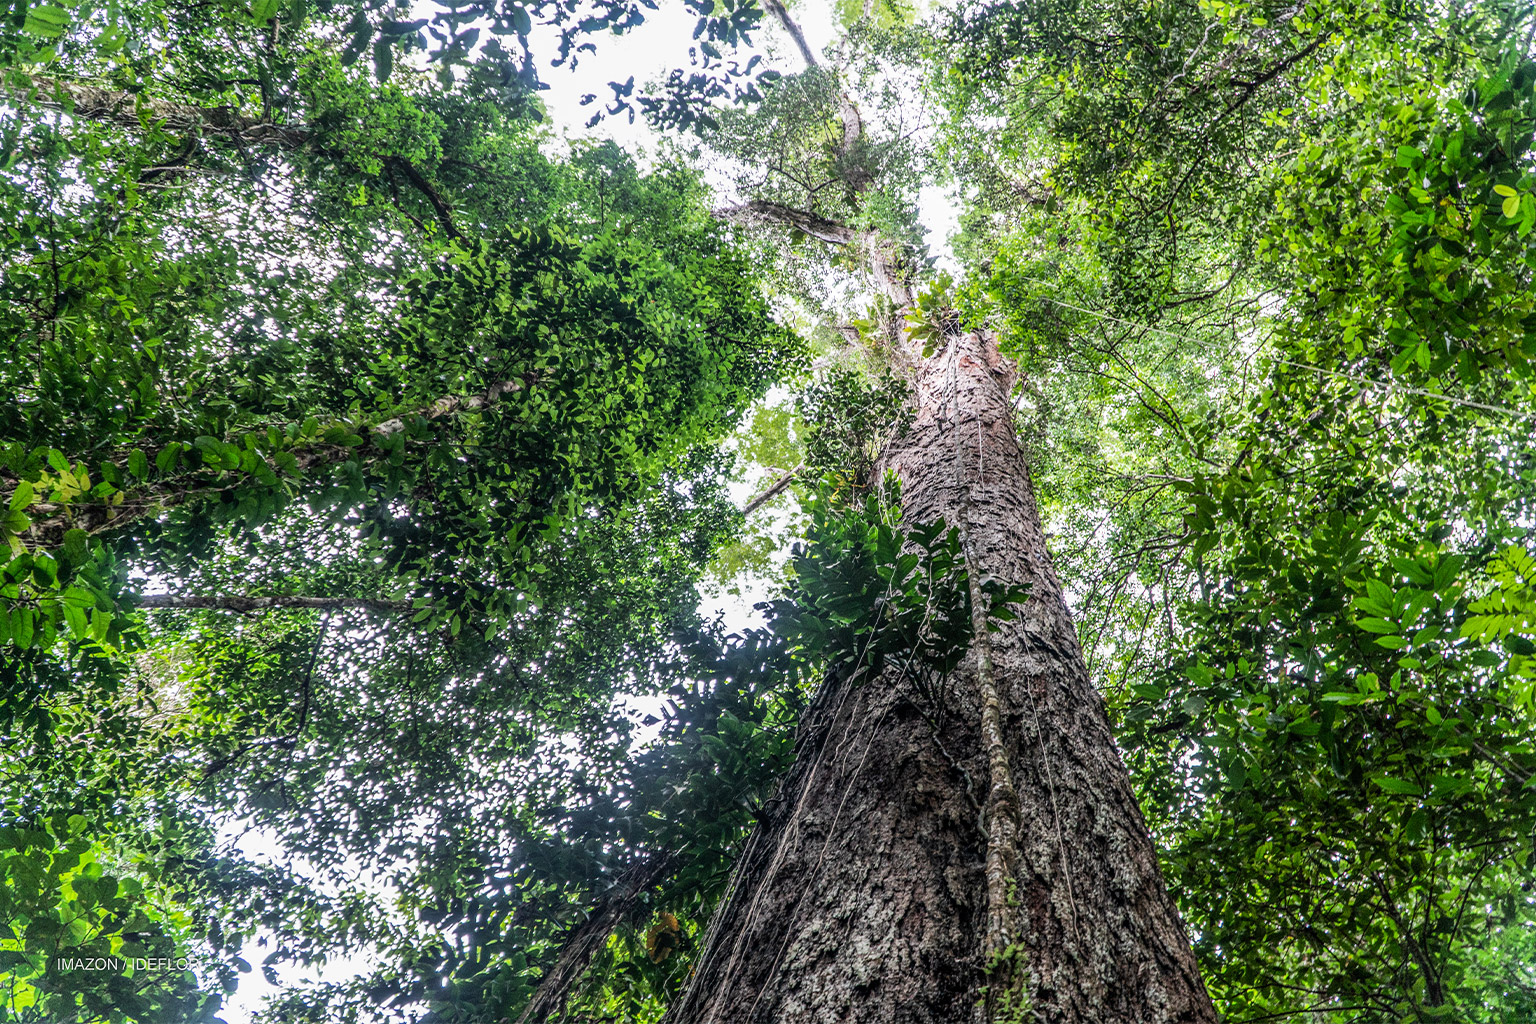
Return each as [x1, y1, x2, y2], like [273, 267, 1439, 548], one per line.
[63, 602, 87, 637]
[21, 4, 68, 36]
[62, 529, 88, 563]
[1372, 776, 1423, 796]
[373, 37, 393, 81]
[62, 585, 95, 608]
[1404, 808, 1429, 842]
[14, 607, 34, 649]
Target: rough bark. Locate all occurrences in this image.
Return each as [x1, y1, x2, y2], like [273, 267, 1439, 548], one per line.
[714, 201, 859, 245]
[667, 329, 1217, 1024]
[515, 854, 676, 1024]
[8, 75, 312, 151]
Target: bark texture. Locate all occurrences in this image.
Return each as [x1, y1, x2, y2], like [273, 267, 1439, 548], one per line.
[9, 75, 312, 150]
[667, 330, 1216, 1024]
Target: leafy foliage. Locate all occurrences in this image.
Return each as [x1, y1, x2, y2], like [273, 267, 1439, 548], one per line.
[0, 812, 223, 1024]
[10, 0, 1536, 1020]
[0, 0, 804, 1019]
[940, 0, 1536, 1017]
[0, 0, 780, 130]
[796, 363, 913, 487]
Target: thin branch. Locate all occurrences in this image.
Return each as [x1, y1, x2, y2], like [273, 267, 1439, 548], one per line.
[515, 853, 675, 1024]
[294, 610, 330, 736]
[14, 378, 526, 550]
[374, 378, 525, 436]
[383, 161, 432, 236]
[11, 75, 311, 151]
[201, 736, 295, 780]
[761, 0, 818, 68]
[741, 464, 802, 516]
[1237, 1007, 1375, 1023]
[387, 157, 463, 241]
[1220, 33, 1329, 124]
[135, 594, 413, 613]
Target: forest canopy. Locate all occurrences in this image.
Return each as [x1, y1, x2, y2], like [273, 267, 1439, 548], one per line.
[3, 0, 1536, 1022]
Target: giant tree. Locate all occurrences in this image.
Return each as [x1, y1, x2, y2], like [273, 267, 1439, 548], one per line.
[8, 0, 1536, 1022]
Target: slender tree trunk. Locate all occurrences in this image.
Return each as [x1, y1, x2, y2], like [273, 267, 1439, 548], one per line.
[668, 329, 1217, 1024]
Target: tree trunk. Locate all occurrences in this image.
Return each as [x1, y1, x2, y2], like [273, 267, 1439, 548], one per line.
[667, 328, 1217, 1024]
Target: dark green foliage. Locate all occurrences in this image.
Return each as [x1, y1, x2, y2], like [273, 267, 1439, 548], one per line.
[11, 0, 1536, 1018]
[0, 0, 803, 1019]
[767, 479, 1029, 685]
[796, 365, 913, 486]
[0, 813, 223, 1024]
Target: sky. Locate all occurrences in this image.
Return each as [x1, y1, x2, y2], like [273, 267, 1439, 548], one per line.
[216, 3, 961, 1020]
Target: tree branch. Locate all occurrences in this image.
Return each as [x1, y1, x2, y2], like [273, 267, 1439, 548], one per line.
[135, 595, 413, 613]
[761, 0, 818, 68]
[753, 1, 867, 196]
[383, 161, 433, 236]
[515, 853, 675, 1024]
[10, 75, 312, 151]
[201, 736, 296, 781]
[714, 200, 856, 244]
[740, 464, 802, 516]
[1220, 33, 1329, 124]
[13, 378, 525, 551]
[14, 75, 463, 244]
[387, 156, 464, 241]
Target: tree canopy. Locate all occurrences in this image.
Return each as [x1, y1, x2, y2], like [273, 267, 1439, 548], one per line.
[4, 0, 1536, 1022]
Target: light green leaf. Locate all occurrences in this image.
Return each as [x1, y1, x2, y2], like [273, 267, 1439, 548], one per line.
[22, 4, 69, 37]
